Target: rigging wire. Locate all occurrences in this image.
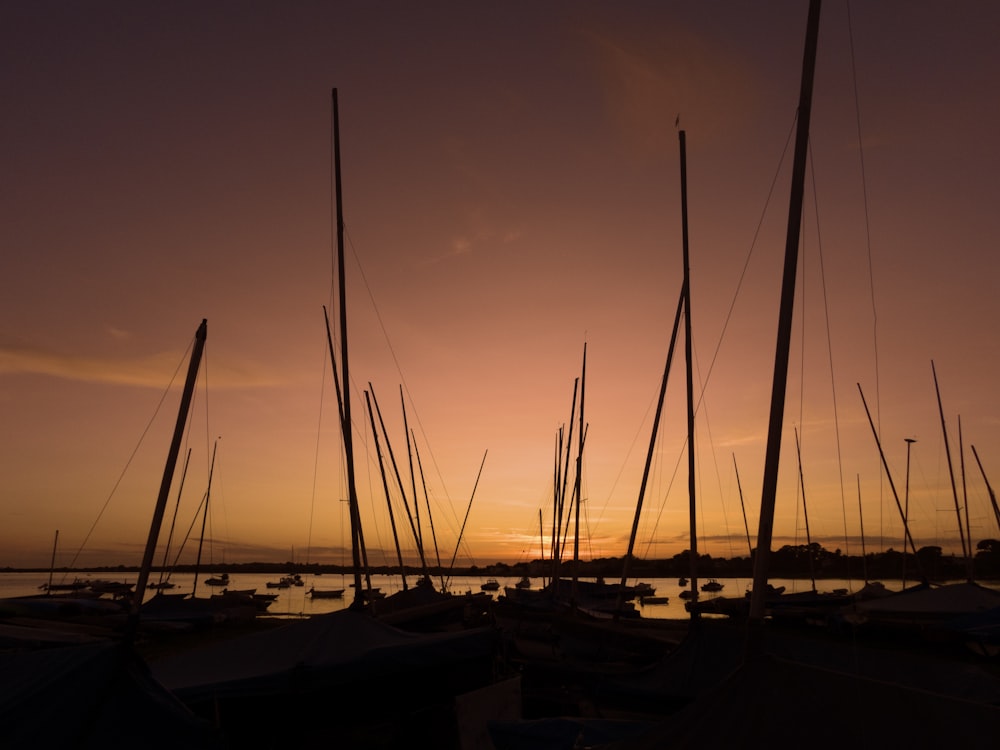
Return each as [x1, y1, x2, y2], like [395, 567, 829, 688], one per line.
[198, 351, 225, 568]
[808, 139, 853, 579]
[304, 334, 331, 569]
[847, 0, 884, 549]
[65, 335, 195, 572]
[343, 226, 464, 535]
[695, 116, 798, 398]
[334, 223, 473, 573]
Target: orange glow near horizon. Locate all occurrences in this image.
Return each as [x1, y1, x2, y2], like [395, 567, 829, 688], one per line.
[2, 2, 999, 571]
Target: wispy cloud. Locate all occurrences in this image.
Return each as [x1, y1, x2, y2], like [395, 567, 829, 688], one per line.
[0, 345, 285, 389]
[0, 346, 183, 387]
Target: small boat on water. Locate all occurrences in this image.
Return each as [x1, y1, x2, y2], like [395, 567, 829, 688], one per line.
[678, 577, 688, 586]
[480, 579, 500, 592]
[204, 573, 229, 586]
[266, 579, 290, 589]
[640, 595, 670, 605]
[308, 587, 344, 599]
[39, 579, 88, 592]
[149, 581, 176, 590]
[514, 576, 531, 590]
[87, 579, 134, 598]
[701, 579, 724, 593]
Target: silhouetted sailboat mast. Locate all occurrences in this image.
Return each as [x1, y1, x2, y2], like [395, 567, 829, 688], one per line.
[970, 444, 1000, 533]
[401, 387, 425, 562]
[570, 343, 587, 607]
[932, 360, 974, 581]
[793, 428, 817, 592]
[734, 454, 754, 559]
[857, 383, 926, 581]
[679, 128, 699, 608]
[363, 388, 408, 590]
[368, 382, 430, 579]
[618, 126, 693, 615]
[330, 88, 365, 607]
[412, 435, 446, 590]
[748, 0, 821, 623]
[128, 318, 207, 639]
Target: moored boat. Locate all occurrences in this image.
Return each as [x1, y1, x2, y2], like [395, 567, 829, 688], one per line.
[308, 587, 345, 599]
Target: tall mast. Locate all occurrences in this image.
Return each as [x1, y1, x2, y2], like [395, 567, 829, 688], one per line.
[571, 344, 587, 607]
[932, 361, 971, 580]
[794, 428, 816, 591]
[369, 383, 429, 576]
[959, 417, 974, 580]
[331, 88, 365, 606]
[551, 381, 577, 590]
[539, 508, 545, 586]
[402, 387, 424, 559]
[734, 455, 753, 559]
[46, 530, 58, 594]
[364, 389, 407, 590]
[970, 445, 1000, 533]
[679, 128, 699, 606]
[749, 0, 822, 623]
[128, 318, 207, 639]
[446, 451, 488, 579]
[549, 429, 561, 583]
[412, 435, 445, 590]
[617, 127, 692, 615]
[857, 384, 924, 578]
[857, 474, 869, 583]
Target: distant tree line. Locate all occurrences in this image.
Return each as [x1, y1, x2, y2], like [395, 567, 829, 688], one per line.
[496, 538, 1000, 582]
[8, 539, 999, 580]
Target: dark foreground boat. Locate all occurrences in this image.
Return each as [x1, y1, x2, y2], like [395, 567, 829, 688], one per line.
[150, 608, 502, 748]
[590, 634, 1000, 750]
[0, 641, 219, 749]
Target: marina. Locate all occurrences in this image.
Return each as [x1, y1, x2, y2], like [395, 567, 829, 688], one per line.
[3, 1, 1000, 747]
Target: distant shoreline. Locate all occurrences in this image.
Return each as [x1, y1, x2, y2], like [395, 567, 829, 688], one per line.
[5, 552, 997, 583]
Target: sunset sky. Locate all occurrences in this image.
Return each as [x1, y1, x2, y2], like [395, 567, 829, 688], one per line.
[3, 1, 999, 572]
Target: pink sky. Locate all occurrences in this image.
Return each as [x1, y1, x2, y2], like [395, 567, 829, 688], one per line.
[2, 2, 998, 570]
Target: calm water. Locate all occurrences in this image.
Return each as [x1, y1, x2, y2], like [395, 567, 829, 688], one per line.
[1, 571, 949, 620]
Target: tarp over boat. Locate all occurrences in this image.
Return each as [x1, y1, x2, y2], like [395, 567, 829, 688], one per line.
[593, 612, 1000, 720]
[152, 608, 498, 701]
[847, 581, 1000, 620]
[151, 607, 501, 746]
[596, 647, 1000, 749]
